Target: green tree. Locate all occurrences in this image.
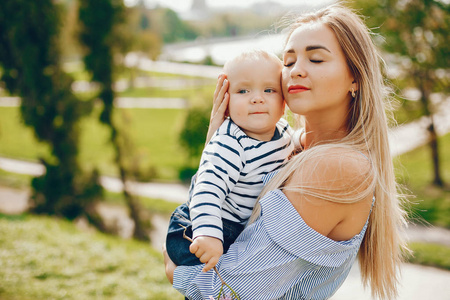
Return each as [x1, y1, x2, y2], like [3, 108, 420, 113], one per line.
[353, 0, 449, 186]
[59, 0, 82, 59]
[0, 0, 101, 219]
[178, 105, 210, 181]
[149, 7, 198, 43]
[123, 4, 162, 88]
[78, 0, 151, 241]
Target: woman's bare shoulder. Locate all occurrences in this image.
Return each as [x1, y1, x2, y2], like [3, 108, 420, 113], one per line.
[302, 146, 372, 183]
[283, 146, 374, 240]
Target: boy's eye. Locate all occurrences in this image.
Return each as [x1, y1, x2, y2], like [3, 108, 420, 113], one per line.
[238, 89, 249, 94]
[264, 88, 275, 93]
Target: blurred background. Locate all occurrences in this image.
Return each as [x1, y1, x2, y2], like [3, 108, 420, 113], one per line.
[0, 0, 449, 299]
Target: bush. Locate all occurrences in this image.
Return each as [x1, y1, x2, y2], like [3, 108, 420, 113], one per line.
[178, 105, 210, 169]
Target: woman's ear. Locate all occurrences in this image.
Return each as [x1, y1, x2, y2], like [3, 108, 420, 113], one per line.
[351, 80, 358, 92]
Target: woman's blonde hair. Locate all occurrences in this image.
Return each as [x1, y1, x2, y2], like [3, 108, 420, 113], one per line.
[250, 4, 409, 299]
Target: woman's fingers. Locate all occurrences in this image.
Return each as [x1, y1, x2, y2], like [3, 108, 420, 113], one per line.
[212, 75, 228, 117]
[213, 74, 226, 100]
[205, 75, 229, 145]
[213, 90, 229, 119]
[205, 94, 228, 145]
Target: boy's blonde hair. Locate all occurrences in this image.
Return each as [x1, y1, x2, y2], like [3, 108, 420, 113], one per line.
[250, 4, 409, 300]
[223, 49, 282, 74]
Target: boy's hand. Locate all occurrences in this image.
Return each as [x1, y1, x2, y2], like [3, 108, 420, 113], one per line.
[189, 236, 223, 272]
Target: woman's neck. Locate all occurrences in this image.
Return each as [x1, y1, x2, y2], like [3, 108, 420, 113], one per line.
[302, 114, 348, 150]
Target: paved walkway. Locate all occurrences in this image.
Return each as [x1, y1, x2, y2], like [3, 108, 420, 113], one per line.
[0, 96, 189, 110]
[124, 53, 223, 79]
[331, 262, 450, 300]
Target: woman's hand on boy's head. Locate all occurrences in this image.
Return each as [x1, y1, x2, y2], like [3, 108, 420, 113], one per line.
[206, 74, 230, 145]
[189, 236, 223, 272]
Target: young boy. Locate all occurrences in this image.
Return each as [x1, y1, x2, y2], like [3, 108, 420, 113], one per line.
[166, 50, 294, 273]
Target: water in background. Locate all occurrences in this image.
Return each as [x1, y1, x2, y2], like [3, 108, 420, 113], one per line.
[161, 33, 286, 66]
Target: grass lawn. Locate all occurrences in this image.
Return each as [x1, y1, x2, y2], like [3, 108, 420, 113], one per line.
[0, 106, 187, 181]
[79, 106, 188, 180]
[0, 68, 217, 182]
[407, 242, 450, 271]
[0, 213, 183, 300]
[395, 133, 450, 228]
[0, 108, 51, 162]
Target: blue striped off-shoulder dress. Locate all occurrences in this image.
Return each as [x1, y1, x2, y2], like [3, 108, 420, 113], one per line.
[173, 186, 373, 300]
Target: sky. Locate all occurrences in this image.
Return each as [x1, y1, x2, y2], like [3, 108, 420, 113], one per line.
[124, 0, 334, 13]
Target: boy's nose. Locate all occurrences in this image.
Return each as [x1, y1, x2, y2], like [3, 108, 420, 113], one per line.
[251, 96, 264, 104]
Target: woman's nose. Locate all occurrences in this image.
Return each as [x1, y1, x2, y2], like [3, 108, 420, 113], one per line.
[291, 61, 306, 78]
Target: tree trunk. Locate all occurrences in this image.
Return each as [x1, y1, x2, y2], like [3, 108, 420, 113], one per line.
[419, 78, 444, 187]
[121, 170, 151, 241]
[114, 130, 151, 241]
[427, 116, 444, 187]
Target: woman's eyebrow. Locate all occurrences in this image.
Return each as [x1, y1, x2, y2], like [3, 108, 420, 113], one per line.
[306, 45, 331, 53]
[284, 45, 331, 54]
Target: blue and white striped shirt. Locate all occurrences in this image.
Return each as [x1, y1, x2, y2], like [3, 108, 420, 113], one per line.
[174, 189, 372, 299]
[188, 118, 293, 242]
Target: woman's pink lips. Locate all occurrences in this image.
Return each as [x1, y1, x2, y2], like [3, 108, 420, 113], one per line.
[288, 85, 310, 94]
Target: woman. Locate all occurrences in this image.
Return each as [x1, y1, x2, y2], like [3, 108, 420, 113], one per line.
[164, 4, 408, 300]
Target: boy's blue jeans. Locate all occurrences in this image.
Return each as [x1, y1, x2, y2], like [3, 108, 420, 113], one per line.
[165, 203, 245, 266]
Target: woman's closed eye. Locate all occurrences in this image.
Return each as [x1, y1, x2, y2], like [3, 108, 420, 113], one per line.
[284, 58, 324, 66]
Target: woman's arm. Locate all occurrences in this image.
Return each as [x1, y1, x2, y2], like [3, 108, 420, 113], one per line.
[163, 243, 176, 284]
[205, 74, 229, 145]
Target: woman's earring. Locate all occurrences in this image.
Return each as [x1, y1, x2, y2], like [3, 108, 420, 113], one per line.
[351, 88, 356, 98]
